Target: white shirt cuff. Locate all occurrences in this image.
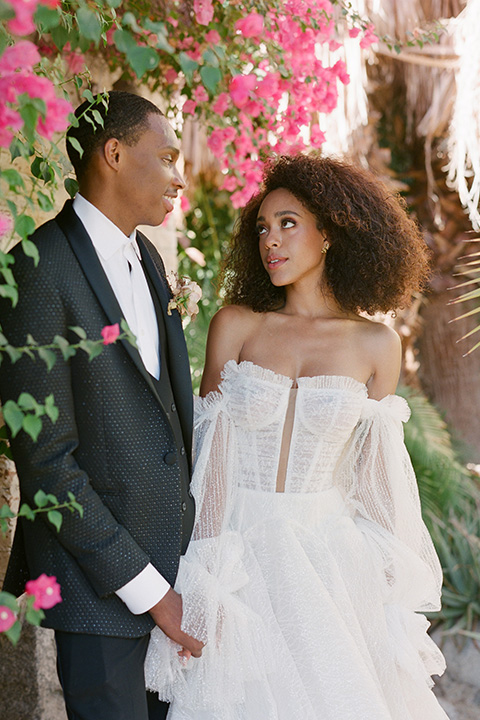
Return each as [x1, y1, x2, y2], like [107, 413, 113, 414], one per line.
[115, 563, 170, 615]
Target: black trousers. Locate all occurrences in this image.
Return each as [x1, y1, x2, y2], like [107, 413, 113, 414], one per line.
[55, 631, 169, 720]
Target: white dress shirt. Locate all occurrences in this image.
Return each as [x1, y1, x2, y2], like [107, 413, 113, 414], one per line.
[73, 194, 170, 612]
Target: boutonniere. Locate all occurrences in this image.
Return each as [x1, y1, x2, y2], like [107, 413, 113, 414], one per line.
[167, 273, 202, 320]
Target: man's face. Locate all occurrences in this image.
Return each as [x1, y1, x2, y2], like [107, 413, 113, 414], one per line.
[116, 113, 185, 233]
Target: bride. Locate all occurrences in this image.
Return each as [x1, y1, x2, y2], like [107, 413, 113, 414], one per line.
[145, 154, 450, 719]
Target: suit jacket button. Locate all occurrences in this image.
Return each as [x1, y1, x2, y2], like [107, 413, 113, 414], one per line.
[180, 446, 185, 456]
[163, 451, 177, 465]
[171, 402, 176, 412]
[181, 501, 187, 512]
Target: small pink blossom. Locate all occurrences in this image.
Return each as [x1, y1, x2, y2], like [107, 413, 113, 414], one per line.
[194, 0, 214, 26]
[360, 24, 378, 49]
[194, 85, 209, 103]
[204, 29, 220, 44]
[235, 12, 264, 38]
[0, 213, 13, 238]
[101, 323, 120, 345]
[221, 175, 239, 192]
[310, 125, 326, 147]
[37, 97, 73, 139]
[229, 74, 257, 109]
[66, 50, 85, 76]
[165, 67, 178, 84]
[180, 194, 191, 213]
[0, 606, 16, 633]
[7, 0, 36, 36]
[212, 92, 229, 116]
[182, 99, 197, 115]
[207, 128, 226, 157]
[0, 40, 40, 72]
[0, 105, 22, 147]
[25, 574, 62, 610]
[348, 27, 360, 39]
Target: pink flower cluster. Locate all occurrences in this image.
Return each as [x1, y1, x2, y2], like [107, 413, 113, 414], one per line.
[5, 0, 60, 37]
[101, 323, 120, 345]
[0, 574, 62, 635]
[197, 2, 355, 207]
[25, 573, 62, 609]
[0, 40, 73, 146]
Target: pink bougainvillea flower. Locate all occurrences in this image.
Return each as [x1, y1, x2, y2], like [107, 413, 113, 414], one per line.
[180, 194, 191, 213]
[193, 0, 214, 26]
[229, 74, 257, 109]
[204, 29, 220, 44]
[0, 213, 13, 239]
[348, 27, 360, 38]
[37, 96, 72, 139]
[66, 50, 85, 76]
[25, 574, 62, 610]
[212, 92, 229, 116]
[207, 128, 226, 157]
[194, 85, 209, 103]
[310, 125, 326, 147]
[0, 40, 40, 72]
[6, 0, 36, 36]
[0, 105, 22, 147]
[165, 67, 178, 84]
[360, 24, 378, 49]
[182, 99, 197, 115]
[0, 606, 16, 633]
[235, 12, 264, 38]
[101, 323, 120, 345]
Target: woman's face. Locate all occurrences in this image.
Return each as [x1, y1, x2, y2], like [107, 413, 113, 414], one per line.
[256, 188, 327, 288]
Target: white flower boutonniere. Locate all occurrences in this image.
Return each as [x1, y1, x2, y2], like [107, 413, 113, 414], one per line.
[167, 273, 202, 320]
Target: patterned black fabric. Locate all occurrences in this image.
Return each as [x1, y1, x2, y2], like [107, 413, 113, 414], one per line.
[1, 201, 195, 638]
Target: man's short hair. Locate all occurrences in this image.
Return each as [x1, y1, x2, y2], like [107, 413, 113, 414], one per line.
[66, 90, 164, 180]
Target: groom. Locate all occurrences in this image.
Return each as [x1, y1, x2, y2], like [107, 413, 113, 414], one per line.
[0, 91, 202, 720]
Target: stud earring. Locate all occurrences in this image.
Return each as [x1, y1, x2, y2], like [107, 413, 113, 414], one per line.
[321, 241, 330, 254]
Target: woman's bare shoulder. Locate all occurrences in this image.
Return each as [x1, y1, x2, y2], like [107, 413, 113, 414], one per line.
[356, 318, 402, 399]
[200, 305, 262, 396]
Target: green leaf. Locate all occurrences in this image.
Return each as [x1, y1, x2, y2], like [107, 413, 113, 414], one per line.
[34, 489, 49, 508]
[22, 239, 40, 266]
[4, 619, 22, 646]
[0, 591, 19, 612]
[1, 169, 25, 190]
[87, 343, 103, 361]
[14, 215, 36, 240]
[178, 52, 199, 85]
[127, 46, 159, 78]
[44, 394, 59, 424]
[69, 325, 87, 339]
[202, 48, 220, 68]
[36, 191, 54, 213]
[113, 28, 136, 53]
[53, 335, 76, 361]
[22, 414, 42, 442]
[47, 509, 63, 532]
[2, 400, 23, 437]
[17, 393, 37, 411]
[34, 5, 60, 31]
[200, 66, 221, 95]
[25, 607, 44, 626]
[0, 2, 15, 21]
[31, 156, 54, 183]
[67, 136, 84, 159]
[38, 347, 56, 371]
[91, 109, 104, 128]
[0, 504, 14, 519]
[105, 0, 122, 7]
[50, 24, 70, 51]
[76, 6, 102, 43]
[82, 88, 95, 104]
[64, 177, 79, 198]
[4, 343, 22, 362]
[18, 503, 35, 521]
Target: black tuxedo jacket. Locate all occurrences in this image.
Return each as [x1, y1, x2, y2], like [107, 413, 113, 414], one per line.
[0, 201, 195, 637]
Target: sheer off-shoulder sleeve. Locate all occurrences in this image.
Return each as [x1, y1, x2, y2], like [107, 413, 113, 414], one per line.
[337, 395, 442, 611]
[145, 390, 273, 708]
[335, 395, 445, 685]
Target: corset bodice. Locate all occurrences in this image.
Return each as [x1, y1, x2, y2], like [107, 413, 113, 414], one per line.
[216, 360, 368, 494]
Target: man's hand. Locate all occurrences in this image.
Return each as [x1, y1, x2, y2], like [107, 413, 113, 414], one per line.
[148, 588, 204, 658]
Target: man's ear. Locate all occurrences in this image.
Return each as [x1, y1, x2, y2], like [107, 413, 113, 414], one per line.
[103, 138, 121, 171]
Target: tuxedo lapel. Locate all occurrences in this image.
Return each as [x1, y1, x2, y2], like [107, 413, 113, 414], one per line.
[55, 201, 163, 405]
[137, 233, 193, 457]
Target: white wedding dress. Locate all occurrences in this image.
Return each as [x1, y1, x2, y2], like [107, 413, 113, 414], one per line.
[145, 360, 449, 720]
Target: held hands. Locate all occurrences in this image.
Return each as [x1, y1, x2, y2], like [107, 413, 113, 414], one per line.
[148, 587, 204, 659]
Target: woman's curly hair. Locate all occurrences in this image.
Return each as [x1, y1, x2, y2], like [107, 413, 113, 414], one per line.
[220, 154, 430, 315]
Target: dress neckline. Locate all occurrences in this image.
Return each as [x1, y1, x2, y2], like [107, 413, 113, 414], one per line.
[224, 359, 368, 394]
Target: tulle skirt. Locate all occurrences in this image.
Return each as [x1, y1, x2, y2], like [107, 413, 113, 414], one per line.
[145, 487, 448, 720]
